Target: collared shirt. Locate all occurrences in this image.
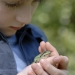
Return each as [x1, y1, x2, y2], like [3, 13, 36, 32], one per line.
[7, 34, 27, 72]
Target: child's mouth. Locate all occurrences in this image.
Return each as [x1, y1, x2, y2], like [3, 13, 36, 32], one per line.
[10, 26, 22, 30]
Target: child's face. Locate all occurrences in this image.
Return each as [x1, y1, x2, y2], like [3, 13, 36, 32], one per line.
[0, 0, 40, 36]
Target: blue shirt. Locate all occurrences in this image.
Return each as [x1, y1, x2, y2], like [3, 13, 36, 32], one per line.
[7, 34, 27, 72]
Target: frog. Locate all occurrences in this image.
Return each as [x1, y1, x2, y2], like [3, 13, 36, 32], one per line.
[33, 50, 51, 63]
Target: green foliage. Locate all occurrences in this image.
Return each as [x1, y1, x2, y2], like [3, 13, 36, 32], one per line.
[31, 0, 75, 74]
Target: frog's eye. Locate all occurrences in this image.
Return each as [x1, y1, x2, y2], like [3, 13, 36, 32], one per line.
[44, 55, 45, 56]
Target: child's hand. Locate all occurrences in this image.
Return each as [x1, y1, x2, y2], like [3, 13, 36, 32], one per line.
[17, 65, 32, 75]
[33, 41, 59, 66]
[38, 41, 59, 57]
[28, 41, 69, 75]
[29, 56, 68, 75]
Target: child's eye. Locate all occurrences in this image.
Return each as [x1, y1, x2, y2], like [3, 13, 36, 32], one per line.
[5, 3, 20, 7]
[5, 1, 21, 7]
[5, 0, 43, 8]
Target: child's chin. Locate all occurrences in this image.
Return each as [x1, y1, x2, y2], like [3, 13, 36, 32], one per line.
[3, 31, 17, 37]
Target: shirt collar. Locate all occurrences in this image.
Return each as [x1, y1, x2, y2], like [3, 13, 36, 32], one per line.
[16, 24, 42, 38]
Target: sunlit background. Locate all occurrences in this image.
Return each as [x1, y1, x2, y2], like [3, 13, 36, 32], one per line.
[31, 0, 75, 75]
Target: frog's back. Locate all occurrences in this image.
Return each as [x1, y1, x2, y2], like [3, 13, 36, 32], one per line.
[33, 50, 50, 63]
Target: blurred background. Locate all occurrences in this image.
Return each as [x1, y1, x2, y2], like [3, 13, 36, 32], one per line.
[31, 0, 75, 75]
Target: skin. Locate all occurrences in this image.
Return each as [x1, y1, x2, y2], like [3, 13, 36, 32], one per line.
[0, 0, 69, 75]
[0, 0, 39, 36]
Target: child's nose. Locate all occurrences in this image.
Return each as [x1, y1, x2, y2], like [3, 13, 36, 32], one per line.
[16, 5, 32, 24]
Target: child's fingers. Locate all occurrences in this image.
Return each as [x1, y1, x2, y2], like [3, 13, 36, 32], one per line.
[39, 41, 46, 53]
[40, 59, 59, 75]
[31, 63, 48, 75]
[45, 42, 59, 56]
[28, 70, 36, 75]
[53, 56, 69, 69]
[39, 41, 59, 57]
[46, 56, 58, 67]
[40, 58, 67, 75]
[38, 46, 42, 53]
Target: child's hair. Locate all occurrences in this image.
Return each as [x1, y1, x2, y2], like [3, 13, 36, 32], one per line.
[39, 0, 43, 2]
[35, 0, 43, 2]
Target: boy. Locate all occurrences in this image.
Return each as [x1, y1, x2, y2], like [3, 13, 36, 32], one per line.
[0, 0, 68, 75]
